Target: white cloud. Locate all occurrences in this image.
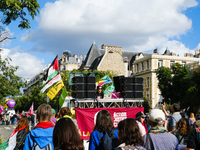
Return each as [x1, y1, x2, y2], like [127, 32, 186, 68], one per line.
[157, 40, 194, 57]
[1, 48, 44, 79]
[22, 0, 199, 56]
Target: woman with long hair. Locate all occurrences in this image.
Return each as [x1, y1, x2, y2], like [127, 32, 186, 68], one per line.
[114, 118, 146, 150]
[53, 118, 84, 150]
[172, 117, 191, 145]
[6, 116, 29, 150]
[189, 113, 196, 128]
[89, 110, 118, 150]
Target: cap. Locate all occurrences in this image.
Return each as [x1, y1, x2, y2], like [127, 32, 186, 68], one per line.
[136, 111, 146, 118]
[52, 109, 56, 115]
[149, 109, 165, 122]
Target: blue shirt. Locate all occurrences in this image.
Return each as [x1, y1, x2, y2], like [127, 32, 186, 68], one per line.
[168, 112, 182, 132]
[89, 128, 118, 150]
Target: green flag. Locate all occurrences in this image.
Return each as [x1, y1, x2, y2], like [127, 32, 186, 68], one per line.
[103, 83, 115, 95]
[59, 87, 67, 107]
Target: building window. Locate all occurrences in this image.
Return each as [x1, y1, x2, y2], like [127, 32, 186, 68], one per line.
[182, 61, 186, 66]
[147, 60, 149, 69]
[158, 60, 163, 68]
[63, 58, 66, 62]
[136, 64, 139, 72]
[170, 61, 174, 67]
[142, 62, 144, 71]
[63, 65, 66, 70]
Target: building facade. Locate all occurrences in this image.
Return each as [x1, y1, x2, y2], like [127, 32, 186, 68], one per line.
[132, 49, 200, 108]
[59, 50, 85, 72]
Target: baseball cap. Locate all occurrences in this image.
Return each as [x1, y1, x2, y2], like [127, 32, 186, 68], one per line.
[52, 109, 56, 115]
[149, 109, 165, 122]
[136, 111, 146, 118]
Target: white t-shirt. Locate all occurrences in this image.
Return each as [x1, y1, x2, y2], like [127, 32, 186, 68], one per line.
[136, 120, 146, 136]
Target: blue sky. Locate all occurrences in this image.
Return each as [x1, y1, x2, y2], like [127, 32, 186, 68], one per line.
[1, 0, 200, 80]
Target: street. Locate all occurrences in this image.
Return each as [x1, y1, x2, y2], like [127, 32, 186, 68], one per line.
[0, 124, 17, 143]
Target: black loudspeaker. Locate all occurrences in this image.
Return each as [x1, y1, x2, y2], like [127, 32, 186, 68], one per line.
[114, 76, 124, 92]
[72, 91, 86, 99]
[114, 76, 143, 99]
[86, 76, 96, 99]
[72, 76, 85, 83]
[72, 76, 96, 99]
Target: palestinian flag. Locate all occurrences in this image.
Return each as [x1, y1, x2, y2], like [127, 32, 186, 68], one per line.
[41, 55, 59, 86]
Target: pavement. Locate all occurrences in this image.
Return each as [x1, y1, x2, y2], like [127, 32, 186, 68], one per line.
[0, 123, 17, 143]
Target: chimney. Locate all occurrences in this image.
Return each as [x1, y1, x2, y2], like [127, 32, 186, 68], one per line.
[154, 48, 158, 54]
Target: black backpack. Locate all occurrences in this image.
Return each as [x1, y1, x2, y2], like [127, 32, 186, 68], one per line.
[98, 128, 119, 150]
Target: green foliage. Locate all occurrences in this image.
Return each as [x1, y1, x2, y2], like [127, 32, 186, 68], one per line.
[142, 97, 151, 113]
[0, 55, 24, 102]
[0, 0, 40, 29]
[155, 63, 200, 110]
[61, 69, 117, 95]
[15, 85, 58, 112]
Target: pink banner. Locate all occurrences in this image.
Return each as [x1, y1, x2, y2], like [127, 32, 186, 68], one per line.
[75, 107, 144, 140]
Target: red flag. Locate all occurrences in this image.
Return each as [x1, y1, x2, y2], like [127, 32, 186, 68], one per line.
[29, 102, 34, 115]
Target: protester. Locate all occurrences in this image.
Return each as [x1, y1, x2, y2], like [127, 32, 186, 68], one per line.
[57, 107, 72, 122]
[53, 118, 84, 150]
[135, 111, 147, 136]
[143, 109, 179, 150]
[189, 113, 196, 128]
[186, 120, 200, 150]
[172, 117, 191, 146]
[96, 86, 104, 99]
[2, 113, 7, 125]
[114, 118, 146, 150]
[162, 103, 182, 131]
[6, 116, 29, 150]
[23, 104, 55, 150]
[89, 110, 118, 150]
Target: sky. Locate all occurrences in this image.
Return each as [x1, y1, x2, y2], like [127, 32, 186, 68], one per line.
[1, 0, 200, 80]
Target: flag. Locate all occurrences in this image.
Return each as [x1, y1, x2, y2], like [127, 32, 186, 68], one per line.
[103, 83, 115, 95]
[96, 76, 112, 86]
[41, 55, 59, 86]
[40, 74, 62, 93]
[29, 102, 34, 115]
[59, 87, 67, 107]
[47, 80, 64, 100]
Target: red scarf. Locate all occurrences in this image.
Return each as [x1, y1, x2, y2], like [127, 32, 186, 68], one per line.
[34, 121, 55, 129]
[11, 125, 26, 137]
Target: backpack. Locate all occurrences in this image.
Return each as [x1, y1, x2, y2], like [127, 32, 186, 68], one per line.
[98, 128, 118, 150]
[30, 133, 52, 150]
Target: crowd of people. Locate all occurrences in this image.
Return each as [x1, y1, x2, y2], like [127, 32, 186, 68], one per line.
[2, 102, 200, 150]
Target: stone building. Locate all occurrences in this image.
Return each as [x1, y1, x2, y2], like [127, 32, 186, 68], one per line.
[80, 41, 144, 76]
[59, 50, 85, 72]
[132, 48, 200, 108]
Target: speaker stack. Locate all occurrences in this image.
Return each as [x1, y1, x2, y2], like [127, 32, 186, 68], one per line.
[72, 76, 96, 99]
[114, 76, 143, 99]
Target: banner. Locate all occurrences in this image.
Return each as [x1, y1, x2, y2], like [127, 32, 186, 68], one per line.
[41, 74, 62, 93]
[59, 87, 67, 107]
[46, 80, 64, 99]
[75, 107, 144, 140]
[103, 83, 115, 95]
[96, 76, 112, 86]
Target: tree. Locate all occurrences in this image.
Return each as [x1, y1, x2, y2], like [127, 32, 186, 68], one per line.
[0, 55, 24, 102]
[155, 63, 191, 107]
[0, 0, 40, 29]
[0, 26, 14, 44]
